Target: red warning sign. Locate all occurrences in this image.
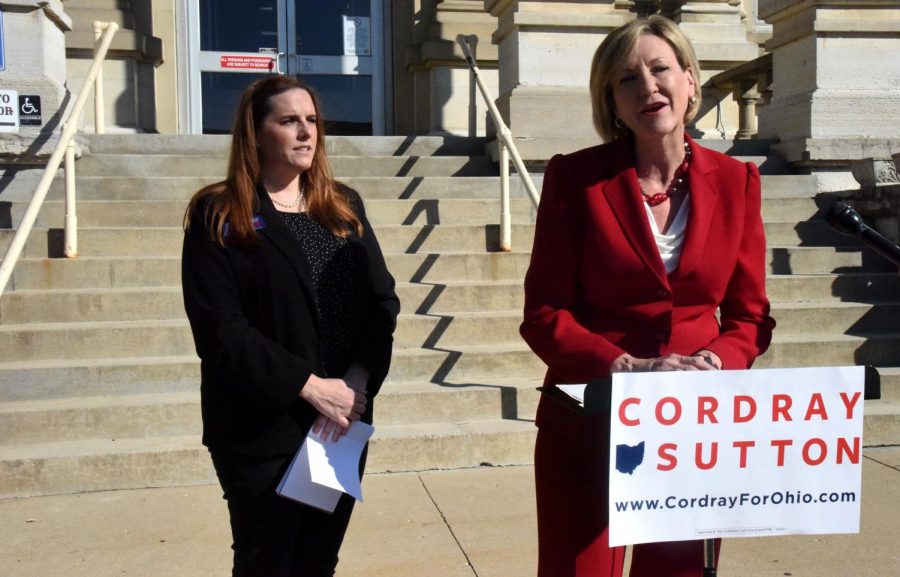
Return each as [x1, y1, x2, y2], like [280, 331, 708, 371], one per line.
[219, 55, 275, 71]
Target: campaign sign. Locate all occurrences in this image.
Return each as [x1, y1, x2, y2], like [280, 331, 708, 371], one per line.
[608, 366, 864, 546]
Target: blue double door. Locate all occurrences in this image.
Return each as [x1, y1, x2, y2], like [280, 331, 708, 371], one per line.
[197, 0, 383, 135]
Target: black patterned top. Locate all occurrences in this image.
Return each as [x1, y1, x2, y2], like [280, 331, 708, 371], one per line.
[280, 211, 357, 377]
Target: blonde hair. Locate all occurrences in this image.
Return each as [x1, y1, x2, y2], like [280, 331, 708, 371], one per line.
[185, 76, 362, 247]
[589, 15, 701, 142]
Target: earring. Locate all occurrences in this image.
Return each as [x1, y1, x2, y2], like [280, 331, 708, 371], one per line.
[614, 117, 625, 129]
[689, 95, 697, 105]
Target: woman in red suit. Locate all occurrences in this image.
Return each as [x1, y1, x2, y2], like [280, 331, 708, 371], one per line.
[520, 16, 776, 577]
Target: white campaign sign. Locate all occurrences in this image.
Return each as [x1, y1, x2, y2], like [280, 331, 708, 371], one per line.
[608, 366, 864, 546]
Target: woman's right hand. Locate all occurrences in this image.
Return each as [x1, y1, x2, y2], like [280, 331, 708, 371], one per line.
[299, 374, 367, 430]
[611, 353, 718, 373]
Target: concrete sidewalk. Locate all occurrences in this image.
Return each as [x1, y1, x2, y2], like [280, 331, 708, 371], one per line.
[1, 448, 898, 577]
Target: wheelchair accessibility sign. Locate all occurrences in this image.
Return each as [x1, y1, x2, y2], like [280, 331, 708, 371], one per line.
[19, 95, 42, 126]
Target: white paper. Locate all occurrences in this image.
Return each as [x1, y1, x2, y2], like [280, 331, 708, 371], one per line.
[277, 421, 374, 512]
[557, 384, 587, 406]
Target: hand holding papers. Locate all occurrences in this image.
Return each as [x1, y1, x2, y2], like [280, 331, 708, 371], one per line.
[277, 421, 374, 513]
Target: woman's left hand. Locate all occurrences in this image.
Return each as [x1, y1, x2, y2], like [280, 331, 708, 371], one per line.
[311, 413, 350, 442]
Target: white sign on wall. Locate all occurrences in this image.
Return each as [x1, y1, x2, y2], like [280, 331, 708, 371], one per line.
[342, 15, 370, 56]
[0, 89, 19, 133]
[608, 366, 865, 546]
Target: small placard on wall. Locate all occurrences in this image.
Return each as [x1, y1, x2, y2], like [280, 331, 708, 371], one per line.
[342, 15, 370, 57]
[19, 95, 41, 126]
[0, 89, 19, 133]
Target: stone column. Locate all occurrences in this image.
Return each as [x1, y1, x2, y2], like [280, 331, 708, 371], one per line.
[663, 0, 763, 138]
[405, 0, 499, 135]
[0, 0, 72, 162]
[484, 0, 631, 162]
[757, 0, 900, 192]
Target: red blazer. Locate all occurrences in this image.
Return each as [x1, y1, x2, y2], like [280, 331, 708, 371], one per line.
[521, 135, 775, 391]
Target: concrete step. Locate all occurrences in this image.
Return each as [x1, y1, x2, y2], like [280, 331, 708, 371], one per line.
[0, 287, 185, 323]
[757, 333, 900, 368]
[1, 398, 894, 498]
[8, 280, 900, 340]
[0, 297, 525, 346]
[8, 197, 830, 230]
[74, 154, 498, 178]
[764, 220, 857, 247]
[7, 247, 890, 292]
[12, 171, 811, 204]
[2, 343, 897, 406]
[8, 198, 538, 229]
[766, 273, 900, 304]
[9, 256, 182, 290]
[0, 314, 545, 375]
[0, 392, 202, 445]
[0, 417, 538, 498]
[0, 378, 543, 446]
[36, 176, 538, 201]
[0, 227, 184, 258]
[0, 281, 525, 327]
[80, 134, 489, 157]
[875, 367, 900, 402]
[2, 221, 862, 260]
[770, 302, 900, 336]
[861, 399, 900, 447]
[0, 319, 197, 362]
[7, 252, 535, 290]
[394, 311, 521, 348]
[0, 356, 202, 402]
[0, 435, 216, 498]
[5, 270, 900, 327]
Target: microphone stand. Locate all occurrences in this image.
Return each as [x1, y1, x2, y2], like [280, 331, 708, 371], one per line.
[826, 201, 900, 267]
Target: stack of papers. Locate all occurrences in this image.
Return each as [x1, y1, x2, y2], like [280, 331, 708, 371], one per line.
[557, 384, 587, 406]
[276, 421, 374, 513]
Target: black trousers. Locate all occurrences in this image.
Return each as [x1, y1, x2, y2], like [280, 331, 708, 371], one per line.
[211, 448, 366, 577]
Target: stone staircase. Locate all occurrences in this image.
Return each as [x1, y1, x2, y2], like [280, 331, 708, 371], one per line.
[1, 135, 898, 498]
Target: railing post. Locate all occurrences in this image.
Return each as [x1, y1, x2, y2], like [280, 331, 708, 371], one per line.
[735, 79, 760, 139]
[455, 33, 540, 252]
[93, 21, 106, 135]
[64, 132, 78, 257]
[499, 140, 511, 252]
[0, 21, 118, 297]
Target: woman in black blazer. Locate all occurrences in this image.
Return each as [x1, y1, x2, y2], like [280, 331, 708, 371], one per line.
[182, 76, 399, 577]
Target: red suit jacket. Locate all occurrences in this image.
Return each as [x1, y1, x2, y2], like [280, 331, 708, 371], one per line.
[521, 135, 775, 391]
[521, 135, 776, 577]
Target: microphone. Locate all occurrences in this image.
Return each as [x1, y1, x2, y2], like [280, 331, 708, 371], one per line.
[826, 201, 900, 267]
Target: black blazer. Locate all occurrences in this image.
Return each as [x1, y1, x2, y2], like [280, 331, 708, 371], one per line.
[182, 184, 399, 458]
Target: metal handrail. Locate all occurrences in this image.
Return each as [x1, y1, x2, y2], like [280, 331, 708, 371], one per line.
[456, 34, 539, 252]
[0, 21, 119, 297]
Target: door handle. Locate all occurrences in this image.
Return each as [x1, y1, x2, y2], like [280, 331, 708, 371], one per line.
[271, 52, 285, 75]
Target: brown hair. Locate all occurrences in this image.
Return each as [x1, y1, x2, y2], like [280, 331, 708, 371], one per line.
[589, 15, 701, 143]
[184, 76, 362, 246]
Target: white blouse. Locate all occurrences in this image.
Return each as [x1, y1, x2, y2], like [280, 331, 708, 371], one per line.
[644, 194, 691, 274]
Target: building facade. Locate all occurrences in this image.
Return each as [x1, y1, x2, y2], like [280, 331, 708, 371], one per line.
[2, 0, 899, 187]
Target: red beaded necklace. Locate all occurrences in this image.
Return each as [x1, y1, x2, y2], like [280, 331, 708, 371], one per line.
[641, 141, 692, 207]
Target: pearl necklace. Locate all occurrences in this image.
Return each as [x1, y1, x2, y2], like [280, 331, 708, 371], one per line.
[269, 184, 307, 210]
[641, 141, 691, 207]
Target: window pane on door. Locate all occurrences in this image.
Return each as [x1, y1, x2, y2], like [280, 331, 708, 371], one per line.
[295, 0, 370, 56]
[201, 0, 278, 52]
[303, 75, 372, 135]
